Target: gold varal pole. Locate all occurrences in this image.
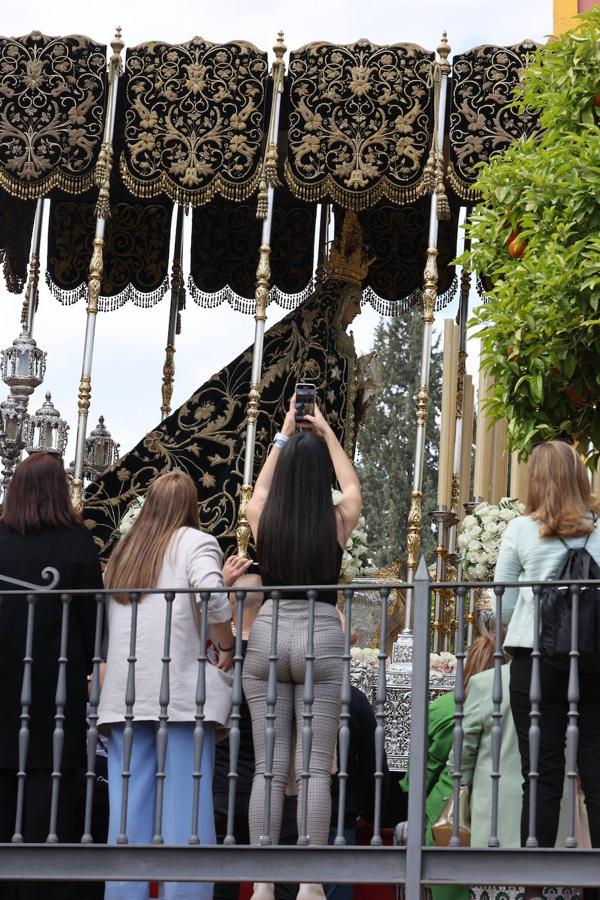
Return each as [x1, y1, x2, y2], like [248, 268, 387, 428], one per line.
[403, 32, 451, 635]
[236, 32, 286, 556]
[71, 27, 124, 511]
[160, 205, 185, 420]
[21, 198, 46, 335]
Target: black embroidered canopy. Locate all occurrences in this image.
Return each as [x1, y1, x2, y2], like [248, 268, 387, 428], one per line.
[45, 187, 173, 310]
[447, 40, 540, 202]
[0, 32, 107, 199]
[119, 37, 269, 206]
[284, 40, 435, 210]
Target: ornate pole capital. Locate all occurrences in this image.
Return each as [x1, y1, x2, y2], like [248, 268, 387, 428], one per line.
[437, 31, 452, 76]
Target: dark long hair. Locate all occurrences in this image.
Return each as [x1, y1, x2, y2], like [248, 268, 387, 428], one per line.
[257, 431, 339, 584]
[1, 453, 82, 535]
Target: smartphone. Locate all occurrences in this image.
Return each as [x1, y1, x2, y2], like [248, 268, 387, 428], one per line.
[295, 383, 316, 424]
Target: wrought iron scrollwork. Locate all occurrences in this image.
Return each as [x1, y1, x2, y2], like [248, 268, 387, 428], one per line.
[0, 566, 60, 591]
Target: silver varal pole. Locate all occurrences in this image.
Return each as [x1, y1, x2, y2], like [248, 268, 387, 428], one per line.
[160, 205, 185, 421]
[447, 232, 472, 562]
[22, 198, 46, 336]
[403, 32, 452, 633]
[236, 32, 286, 557]
[71, 27, 124, 511]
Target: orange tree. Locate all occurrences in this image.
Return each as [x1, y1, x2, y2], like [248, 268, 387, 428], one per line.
[465, 8, 600, 465]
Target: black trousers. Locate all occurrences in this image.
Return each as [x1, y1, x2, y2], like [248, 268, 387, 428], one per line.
[510, 650, 600, 849]
[213, 792, 298, 900]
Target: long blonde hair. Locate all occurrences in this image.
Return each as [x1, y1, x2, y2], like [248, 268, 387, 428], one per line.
[526, 441, 599, 539]
[105, 470, 200, 601]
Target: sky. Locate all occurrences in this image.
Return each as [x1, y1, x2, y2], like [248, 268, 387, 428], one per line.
[0, 0, 553, 464]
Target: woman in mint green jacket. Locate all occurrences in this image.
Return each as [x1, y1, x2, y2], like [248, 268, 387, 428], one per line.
[494, 440, 600, 900]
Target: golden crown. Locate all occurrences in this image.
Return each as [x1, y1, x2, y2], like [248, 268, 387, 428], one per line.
[322, 211, 375, 287]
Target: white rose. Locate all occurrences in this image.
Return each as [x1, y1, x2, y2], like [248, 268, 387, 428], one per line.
[484, 521, 499, 534]
[499, 508, 516, 520]
[474, 563, 487, 578]
[462, 515, 476, 530]
[468, 539, 481, 552]
[332, 489, 343, 505]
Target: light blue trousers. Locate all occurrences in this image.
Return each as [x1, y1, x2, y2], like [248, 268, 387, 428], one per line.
[105, 721, 216, 900]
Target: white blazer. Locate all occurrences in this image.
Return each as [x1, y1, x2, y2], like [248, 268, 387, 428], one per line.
[99, 527, 232, 728]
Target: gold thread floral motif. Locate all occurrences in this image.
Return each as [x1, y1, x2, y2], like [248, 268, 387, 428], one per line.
[284, 40, 435, 210]
[0, 33, 106, 199]
[447, 41, 540, 200]
[120, 38, 268, 206]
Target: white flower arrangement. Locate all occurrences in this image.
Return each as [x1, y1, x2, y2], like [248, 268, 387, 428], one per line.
[332, 489, 377, 581]
[430, 651, 457, 675]
[457, 497, 524, 581]
[350, 646, 379, 668]
[115, 496, 145, 539]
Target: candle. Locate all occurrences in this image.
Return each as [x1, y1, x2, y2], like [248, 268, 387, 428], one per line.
[490, 418, 509, 503]
[472, 370, 494, 501]
[17, 350, 29, 379]
[459, 374, 474, 514]
[437, 320, 459, 508]
[510, 452, 528, 503]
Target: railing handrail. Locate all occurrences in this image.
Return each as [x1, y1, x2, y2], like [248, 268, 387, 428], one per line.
[2, 576, 600, 596]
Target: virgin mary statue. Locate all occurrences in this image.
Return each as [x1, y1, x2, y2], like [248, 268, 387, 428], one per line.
[83, 211, 375, 557]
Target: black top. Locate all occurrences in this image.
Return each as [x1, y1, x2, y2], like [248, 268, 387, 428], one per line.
[213, 640, 254, 796]
[260, 544, 344, 606]
[0, 523, 103, 769]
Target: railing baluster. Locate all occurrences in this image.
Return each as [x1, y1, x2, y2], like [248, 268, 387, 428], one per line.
[190, 590, 209, 844]
[371, 586, 389, 846]
[117, 591, 139, 844]
[12, 593, 36, 844]
[335, 587, 354, 846]
[298, 588, 316, 846]
[566, 583, 580, 848]
[82, 593, 105, 843]
[153, 590, 174, 844]
[449, 585, 466, 848]
[489, 585, 504, 848]
[405, 561, 431, 900]
[47, 593, 71, 843]
[526, 584, 543, 848]
[261, 589, 280, 846]
[466, 586, 476, 648]
[225, 589, 246, 845]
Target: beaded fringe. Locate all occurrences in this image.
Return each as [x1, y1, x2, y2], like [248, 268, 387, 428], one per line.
[119, 157, 261, 208]
[187, 278, 315, 315]
[283, 161, 431, 212]
[362, 274, 457, 317]
[45, 272, 170, 312]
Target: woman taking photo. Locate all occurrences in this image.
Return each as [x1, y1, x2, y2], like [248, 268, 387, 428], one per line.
[100, 470, 236, 900]
[495, 441, 600, 896]
[243, 397, 361, 900]
[0, 453, 103, 900]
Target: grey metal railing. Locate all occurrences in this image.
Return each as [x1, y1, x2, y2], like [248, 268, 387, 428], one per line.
[1, 561, 600, 897]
